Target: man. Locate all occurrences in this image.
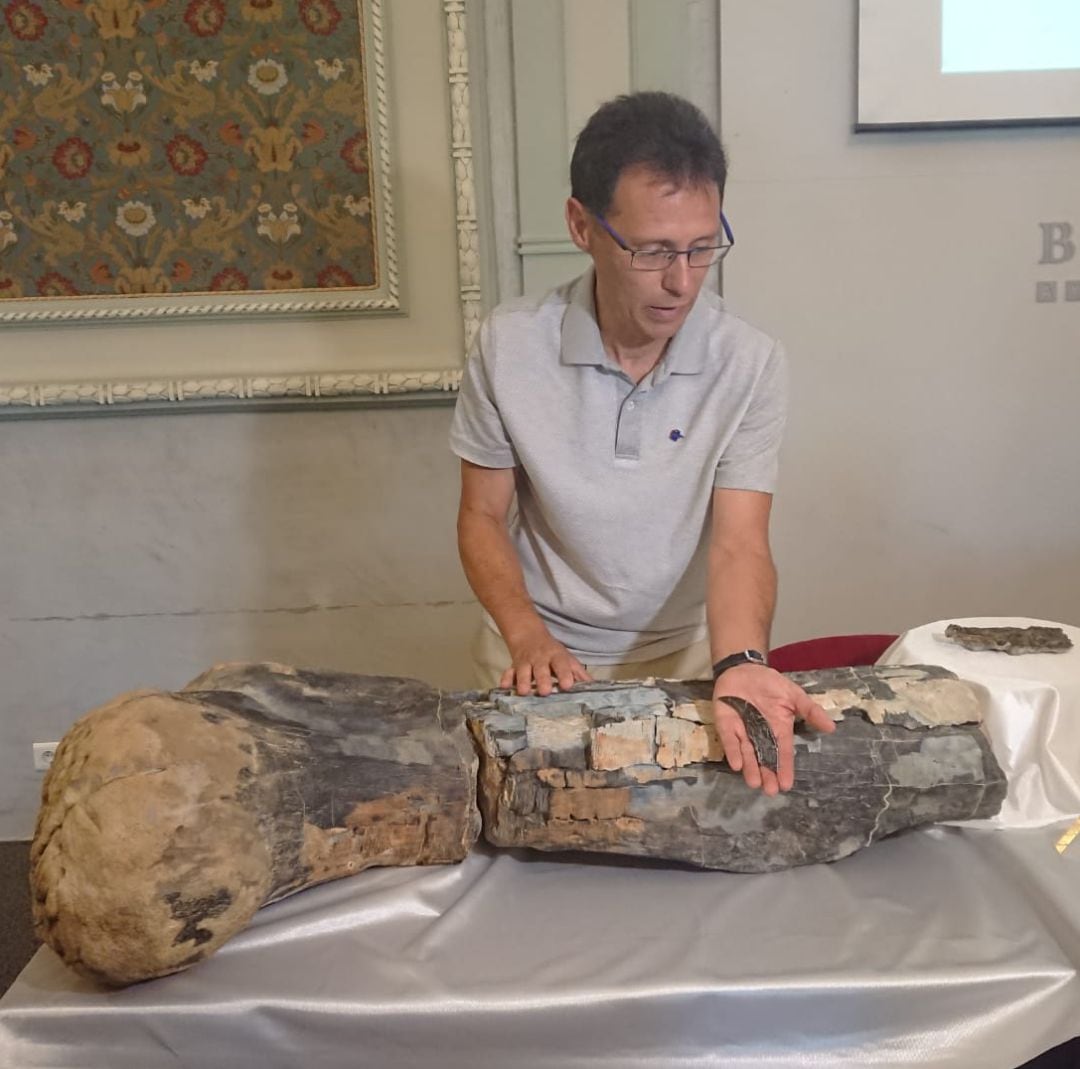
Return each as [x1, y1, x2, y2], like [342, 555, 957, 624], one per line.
[450, 92, 833, 795]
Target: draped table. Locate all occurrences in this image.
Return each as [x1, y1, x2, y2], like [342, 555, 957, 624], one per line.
[2, 618, 1078, 1069]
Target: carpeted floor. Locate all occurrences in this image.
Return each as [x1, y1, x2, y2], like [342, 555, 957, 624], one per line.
[0, 841, 38, 998]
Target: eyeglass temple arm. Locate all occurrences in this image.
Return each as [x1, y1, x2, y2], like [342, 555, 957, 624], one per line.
[592, 213, 629, 250]
[721, 212, 734, 246]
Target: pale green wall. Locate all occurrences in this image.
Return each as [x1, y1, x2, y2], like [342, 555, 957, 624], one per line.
[506, 0, 719, 294]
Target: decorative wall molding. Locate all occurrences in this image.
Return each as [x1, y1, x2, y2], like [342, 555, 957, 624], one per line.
[445, 0, 482, 355]
[516, 236, 580, 256]
[0, 370, 464, 411]
[0, 0, 478, 414]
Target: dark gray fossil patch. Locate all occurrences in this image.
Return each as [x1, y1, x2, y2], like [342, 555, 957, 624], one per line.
[943, 624, 1072, 654]
[717, 695, 779, 773]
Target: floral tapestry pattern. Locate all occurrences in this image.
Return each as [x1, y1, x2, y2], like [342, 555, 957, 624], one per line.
[0, 0, 377, 300]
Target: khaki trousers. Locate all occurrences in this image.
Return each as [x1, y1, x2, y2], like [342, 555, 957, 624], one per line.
[471, 618, 712, 690]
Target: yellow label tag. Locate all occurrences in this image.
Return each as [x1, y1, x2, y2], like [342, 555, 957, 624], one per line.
[1054, 817, 1080, 855]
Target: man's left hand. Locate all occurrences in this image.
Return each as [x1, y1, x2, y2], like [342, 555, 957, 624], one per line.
[712, 664, 835, 795]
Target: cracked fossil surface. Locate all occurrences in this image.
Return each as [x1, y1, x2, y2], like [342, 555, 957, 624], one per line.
[467, 665, 1005, 873]
[31, 663, 1004, 986]
[943, 623, 1073, 655]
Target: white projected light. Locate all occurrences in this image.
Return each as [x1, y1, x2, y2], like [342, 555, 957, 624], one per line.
[858, 0, 1080, 128]
[942, 0, 1080, 74]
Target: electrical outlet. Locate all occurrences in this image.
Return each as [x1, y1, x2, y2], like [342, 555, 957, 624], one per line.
[33, 742, 60, 772]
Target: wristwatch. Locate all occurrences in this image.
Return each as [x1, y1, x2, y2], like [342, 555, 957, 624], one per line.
[712, 648, 768, 681]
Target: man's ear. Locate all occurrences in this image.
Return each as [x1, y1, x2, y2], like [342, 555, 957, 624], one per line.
[565, 197, 591, 253]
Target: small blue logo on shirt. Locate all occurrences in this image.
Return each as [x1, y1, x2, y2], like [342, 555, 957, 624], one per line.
[669, 429, 685, 442]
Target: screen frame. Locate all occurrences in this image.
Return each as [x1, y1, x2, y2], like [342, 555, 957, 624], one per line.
[857, 0, 1080, 131]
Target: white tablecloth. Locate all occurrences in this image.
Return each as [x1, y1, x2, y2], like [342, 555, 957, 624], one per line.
[3, 617, 1079, 1069]
[880, 617, 1080, 829]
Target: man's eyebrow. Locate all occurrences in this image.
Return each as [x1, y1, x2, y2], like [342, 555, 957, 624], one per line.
[630, 230, 722, 248]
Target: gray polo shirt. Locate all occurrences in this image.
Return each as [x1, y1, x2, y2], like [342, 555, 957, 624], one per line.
[450, 268, 787, 664]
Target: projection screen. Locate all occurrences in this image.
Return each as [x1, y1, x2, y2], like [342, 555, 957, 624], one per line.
[858, 0, 1080, 129]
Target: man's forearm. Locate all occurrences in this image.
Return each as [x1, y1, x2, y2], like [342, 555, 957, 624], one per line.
[706, 543, 777, 663]
[457, 509, 547, 644]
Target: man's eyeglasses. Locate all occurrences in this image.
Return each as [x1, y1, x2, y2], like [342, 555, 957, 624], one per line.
[592, 212, 735, 271]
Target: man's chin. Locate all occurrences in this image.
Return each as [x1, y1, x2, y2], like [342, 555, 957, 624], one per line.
[641, 307, 688, 339]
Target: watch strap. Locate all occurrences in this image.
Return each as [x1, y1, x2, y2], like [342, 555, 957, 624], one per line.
[712, 648, 768, 680]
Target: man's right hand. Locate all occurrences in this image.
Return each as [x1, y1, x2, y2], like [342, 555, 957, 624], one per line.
[457, 461, 591, 696]
[500, 624, 592, 696]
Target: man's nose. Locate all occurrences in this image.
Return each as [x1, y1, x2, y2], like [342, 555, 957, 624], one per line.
[661, 253, 692, 293]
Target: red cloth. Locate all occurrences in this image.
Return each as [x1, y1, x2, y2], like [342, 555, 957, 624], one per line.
[768, 634, 898, 673]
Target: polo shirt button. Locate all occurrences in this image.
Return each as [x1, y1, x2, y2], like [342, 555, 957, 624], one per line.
[627, 400, 636, 409]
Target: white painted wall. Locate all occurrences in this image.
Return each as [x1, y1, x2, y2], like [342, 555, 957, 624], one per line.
[720, 1, 1080, 643]
[0, 406, 475, 839]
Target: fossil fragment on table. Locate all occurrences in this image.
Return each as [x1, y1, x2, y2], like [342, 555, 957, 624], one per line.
[943, 624, 1073, 654]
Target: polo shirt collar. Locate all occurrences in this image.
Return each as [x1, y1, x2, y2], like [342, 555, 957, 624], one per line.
[560, 268, 709, 381]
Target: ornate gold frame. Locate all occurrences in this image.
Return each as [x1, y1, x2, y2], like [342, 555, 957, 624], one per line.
[0, 0, 479, 414]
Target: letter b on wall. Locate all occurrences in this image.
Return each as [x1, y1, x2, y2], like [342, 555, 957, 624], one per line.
[1039, 222, 1075, 264]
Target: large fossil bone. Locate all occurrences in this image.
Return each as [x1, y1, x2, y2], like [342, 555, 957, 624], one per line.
[30, 664, 480, 987]
[465, 666, 1004, 873]
[30, 662, 1004, 986]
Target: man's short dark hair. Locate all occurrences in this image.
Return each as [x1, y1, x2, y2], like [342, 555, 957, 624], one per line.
[570, 91, 727, 217]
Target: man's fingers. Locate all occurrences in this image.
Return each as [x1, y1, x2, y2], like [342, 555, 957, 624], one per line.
[533, 664, 555, 697]
[499, 666, 515, 690]
[553, 653, 587, 692]
[515, 663, 534, 696]
[762, 715, 796, 792]
[570, 656, 592, 683]
[739, 737, 762, 790]
[775, 731, 795, 792]
[758, 765, 780, 796]
[555, 667, 590, 691]
[715, 709, 745, 772]
[797, 693, 835, 733]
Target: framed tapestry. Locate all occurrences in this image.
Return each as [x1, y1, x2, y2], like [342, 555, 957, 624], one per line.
[0, 0, 482, 413]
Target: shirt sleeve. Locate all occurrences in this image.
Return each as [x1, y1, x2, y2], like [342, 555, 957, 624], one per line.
[449, 317, 519, 469]
[713, 340, 789, 492]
